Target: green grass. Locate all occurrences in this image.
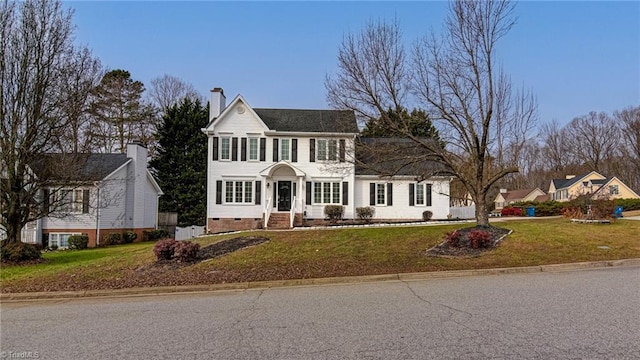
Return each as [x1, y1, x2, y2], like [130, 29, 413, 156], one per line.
[1, 218, 639, 292]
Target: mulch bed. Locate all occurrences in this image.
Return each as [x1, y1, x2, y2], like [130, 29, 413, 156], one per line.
[426, 226, 512, 258]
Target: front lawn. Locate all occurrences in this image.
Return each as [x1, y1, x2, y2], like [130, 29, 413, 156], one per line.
[1, 218, 639, 293]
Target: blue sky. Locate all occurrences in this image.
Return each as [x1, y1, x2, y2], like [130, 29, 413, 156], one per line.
[69, 1, 639, 126]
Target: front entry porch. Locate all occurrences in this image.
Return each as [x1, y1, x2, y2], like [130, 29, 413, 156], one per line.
[260, 161, 306, 229]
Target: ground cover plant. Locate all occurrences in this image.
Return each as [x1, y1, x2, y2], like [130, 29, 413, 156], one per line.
[1, 218, 639, 293]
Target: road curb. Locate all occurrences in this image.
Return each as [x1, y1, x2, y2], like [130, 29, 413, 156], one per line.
[1, 258, 638, 302]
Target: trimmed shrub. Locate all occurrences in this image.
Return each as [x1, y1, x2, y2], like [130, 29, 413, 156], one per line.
[614, 198, 640, 211]
[174, 241, 200, 262]
[1, 242, 41, 262]
[68, 235, 89, 250]
[153, 239, 178, 260]
[103, 232, 122, 246]
[444, 230, 462, 247]
[422, 211, 433, 221]
[122, 231, 137, 244]
[468, 229, 492, 249]
[356, 207, 375, 223]
[143, 229, 169, 241]
[501, 207, 523, 217]
[324, 205, 344, 223]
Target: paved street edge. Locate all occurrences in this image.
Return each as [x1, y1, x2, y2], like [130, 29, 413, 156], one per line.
[2, 258, 639, 302]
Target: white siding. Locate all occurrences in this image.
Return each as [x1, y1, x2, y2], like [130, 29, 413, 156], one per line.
[353, 178, 450, 220]
[98, 165, 128, 230]
[42, 187, 98, 230]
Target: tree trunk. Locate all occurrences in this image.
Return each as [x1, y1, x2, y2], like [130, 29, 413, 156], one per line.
[475, 194, 490, 227]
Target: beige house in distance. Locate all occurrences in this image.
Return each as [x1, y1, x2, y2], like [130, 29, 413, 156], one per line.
[549, 171, 640, 202]
[494, 188, 547, 210]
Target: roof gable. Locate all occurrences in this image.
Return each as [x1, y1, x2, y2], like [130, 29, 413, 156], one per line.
[203, 95, 269, 132]
[551, 171, 605, 190]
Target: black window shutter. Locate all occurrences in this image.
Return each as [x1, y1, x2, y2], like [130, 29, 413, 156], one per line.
[342, 182, 348, 205]
[43, 189, 50, 213]
[310, 139, 316, 162]
[241, 138, 247, 161]
[387, 183, 393, 206]
[212, 137, 219, 161]
[255, 181, 261, 205]
[370, 183, 375, 206]
[259, 138, 266, 161]
[306, 181, 312, 205]
[273, 139, 279, 162]
[273, 182, 277, 208]
[427, 184, 432, 206]
[232, 137, 238, 161]
[292, 139, 298, 162]
[216, 181, 223, 204]
[409, 184, 415, 206]
[82, 189, 90, 213]
[339, 139, 346, 162]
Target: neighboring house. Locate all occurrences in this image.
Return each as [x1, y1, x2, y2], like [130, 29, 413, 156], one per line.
[548, 171, 640, 202]
[20, 143, 163, 248]
[202, 88, 451, 233]
[494, 188, 546, 210]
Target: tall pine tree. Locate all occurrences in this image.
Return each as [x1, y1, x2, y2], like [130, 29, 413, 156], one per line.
[150, 98, 208, 226]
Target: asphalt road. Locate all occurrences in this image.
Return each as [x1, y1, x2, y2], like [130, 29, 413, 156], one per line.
[1, 267, 639, 360]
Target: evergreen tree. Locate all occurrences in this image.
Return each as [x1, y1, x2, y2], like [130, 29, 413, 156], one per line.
[149, 98, 208, 226]
[362, 108, 441, 142]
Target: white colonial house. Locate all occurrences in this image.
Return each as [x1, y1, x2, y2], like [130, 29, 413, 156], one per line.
[4, 143, 163, 248]
[202, 88, 451, 233]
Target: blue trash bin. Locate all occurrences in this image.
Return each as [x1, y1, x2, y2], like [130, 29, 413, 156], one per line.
[526, 206, 536, 217]
[614, 206, 623, 218]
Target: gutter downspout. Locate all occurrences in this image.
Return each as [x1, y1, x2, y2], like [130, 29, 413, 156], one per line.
[95, 182, 101, 246]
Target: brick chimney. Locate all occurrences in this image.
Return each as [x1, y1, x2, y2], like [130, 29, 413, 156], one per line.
[565, 175, 575, 180]
[210, 87, 226, 121]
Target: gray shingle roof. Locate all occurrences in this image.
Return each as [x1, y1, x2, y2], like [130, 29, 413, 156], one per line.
[355, 137, 446, 176]
[254, 108, 358, 133]
[31, 153, 129, 181]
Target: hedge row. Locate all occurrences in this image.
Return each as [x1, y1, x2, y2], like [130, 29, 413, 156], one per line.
[505, 198, 640, 217]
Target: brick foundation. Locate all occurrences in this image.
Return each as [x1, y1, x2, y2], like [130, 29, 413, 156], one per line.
[42, 228, 155, 248]
[207, 218, 264, 234]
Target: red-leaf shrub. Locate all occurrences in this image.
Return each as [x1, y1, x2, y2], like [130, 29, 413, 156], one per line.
[501, 207, 523, 217]
[445, 230, 462, 247]
[153, 239, 178, 260]
[174, 241, 200, 262]
[468, 229, 492, 249]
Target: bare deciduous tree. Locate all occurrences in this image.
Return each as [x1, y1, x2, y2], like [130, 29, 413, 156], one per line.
[614, 106, 640, 191]
[325, 18, 409, 128]
[411, 0, 537, 225]
[564, 111, 618, 174]
[0, 0, 99, 246]
[57, 47, 103, 153]
[326, 1, 537, 226]
[148, 74, 202, 111]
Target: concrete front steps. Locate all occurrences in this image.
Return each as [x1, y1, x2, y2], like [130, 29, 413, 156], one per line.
[267, 213, 291, 229]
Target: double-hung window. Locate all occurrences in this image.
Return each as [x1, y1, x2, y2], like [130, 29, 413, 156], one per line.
[316, 139, 338, 161]
[313, 181, 341, 204]
[280, 139, 290, 161]
[609, 185, 619, 195]
[220, 137, 231, 160]
[225, 181, 254, 204]
[248, 138, 259, 161]
[52, 188, 85, 214]
[414, 183, 432, 206]
[376, 183, 386, 205]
